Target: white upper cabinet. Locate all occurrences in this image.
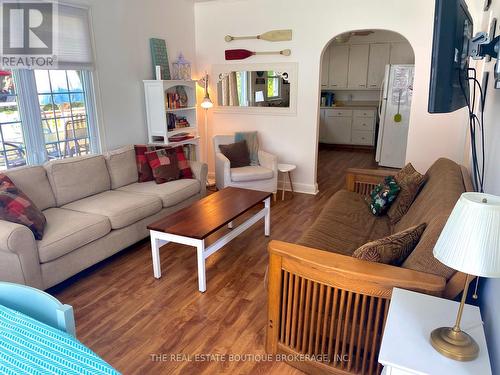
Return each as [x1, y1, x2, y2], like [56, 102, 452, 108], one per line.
[329, 45, 349, 88]
[367, 43, 390, 89]
[389, 42, 415, 64]
[321, 48, 330, 88]
[347, 44, 369, 89]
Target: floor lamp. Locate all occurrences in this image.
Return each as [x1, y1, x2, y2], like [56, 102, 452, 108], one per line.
[199, 73, 214, 186]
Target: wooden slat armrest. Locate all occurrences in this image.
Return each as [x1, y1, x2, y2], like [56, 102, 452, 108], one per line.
[268, 240, 446, 296]
[346, 168, 397, 194]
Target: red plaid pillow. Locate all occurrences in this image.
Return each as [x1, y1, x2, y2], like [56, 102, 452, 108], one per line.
[145, 149, 179, 184]
[134, 145, 155, 182]
[0, 174, 46, 240]
[173, 146, 193, 179]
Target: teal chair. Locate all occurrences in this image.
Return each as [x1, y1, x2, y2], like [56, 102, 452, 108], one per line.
[0, 282, 76, 336]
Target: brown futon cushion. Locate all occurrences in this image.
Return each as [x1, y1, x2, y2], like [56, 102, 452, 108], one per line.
[387, 163, 427, 225]
[219, 140, 251, 168]
[352, 223, 426, 265]
[298, 190, 391, 256]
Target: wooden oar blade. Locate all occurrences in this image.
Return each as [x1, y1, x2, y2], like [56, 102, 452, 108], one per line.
[225, 49, 254, 60]
[259, 29, 292, 42]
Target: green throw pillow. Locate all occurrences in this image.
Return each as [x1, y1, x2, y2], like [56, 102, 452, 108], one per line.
[369, 176, 400, 216]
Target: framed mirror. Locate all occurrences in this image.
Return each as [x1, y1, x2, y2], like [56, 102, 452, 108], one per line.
[212, 63, 297, 115]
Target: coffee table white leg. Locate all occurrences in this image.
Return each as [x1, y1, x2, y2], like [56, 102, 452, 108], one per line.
[150, 233, 161, 278]
[264, 197, 271, 237]
[196, 239, 207, 292]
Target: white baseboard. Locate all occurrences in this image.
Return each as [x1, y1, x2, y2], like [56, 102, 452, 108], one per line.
[207, 172, 318, 195]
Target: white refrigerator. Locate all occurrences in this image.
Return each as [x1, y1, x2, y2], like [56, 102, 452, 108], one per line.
[376, 64, 415, 168]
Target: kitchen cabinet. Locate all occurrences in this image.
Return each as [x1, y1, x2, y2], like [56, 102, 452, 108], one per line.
[328, 45, 349, 88]
[390, 42, 415, 64]
[321, 48, 330, 88]
[347, 44, 369, 89]
[367, 43, 391, 89]
[319, 108, 376, 146]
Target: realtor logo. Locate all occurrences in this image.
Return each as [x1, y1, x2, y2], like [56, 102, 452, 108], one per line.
[0, 1, 57, 68]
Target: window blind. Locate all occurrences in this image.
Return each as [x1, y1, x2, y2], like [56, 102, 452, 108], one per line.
[54, 4, 94, 70]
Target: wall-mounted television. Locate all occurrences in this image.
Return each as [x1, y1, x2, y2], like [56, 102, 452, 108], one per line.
[428, 0, 473, 113]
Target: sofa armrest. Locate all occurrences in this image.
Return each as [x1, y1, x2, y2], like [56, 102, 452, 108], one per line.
[346, 167, 397, 196]
[0, 221, 42, 289]
[189, 160, 208, 197]
[215, 152, 231, 190]
[258, 150, 278, 173]
[266, 240, 446, 374]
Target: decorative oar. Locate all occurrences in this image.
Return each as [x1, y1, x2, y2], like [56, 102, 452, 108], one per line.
[225, 29, 292, 42]
[225, 49, 291, 60]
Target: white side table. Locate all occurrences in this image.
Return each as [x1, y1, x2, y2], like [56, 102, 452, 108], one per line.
[277, 163, 296, 201]
[379, 288, 491, 375]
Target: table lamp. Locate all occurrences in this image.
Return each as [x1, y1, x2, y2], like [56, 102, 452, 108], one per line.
[431, 192, 500, 361]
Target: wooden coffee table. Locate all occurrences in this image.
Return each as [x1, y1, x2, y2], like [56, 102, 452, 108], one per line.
[147, 187, 271, 292]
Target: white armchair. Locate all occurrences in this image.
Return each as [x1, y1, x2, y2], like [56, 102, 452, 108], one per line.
[213, 135, 278, 195]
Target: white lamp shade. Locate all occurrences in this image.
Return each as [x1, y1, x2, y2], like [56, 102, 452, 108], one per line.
[433, 192, 500, 277]
[201, 95, 213, 109]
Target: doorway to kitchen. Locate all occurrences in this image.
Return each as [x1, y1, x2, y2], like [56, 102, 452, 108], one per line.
[317, 29, 415, 192]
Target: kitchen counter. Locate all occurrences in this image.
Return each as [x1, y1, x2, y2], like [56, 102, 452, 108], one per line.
[320, 101, 379, 110]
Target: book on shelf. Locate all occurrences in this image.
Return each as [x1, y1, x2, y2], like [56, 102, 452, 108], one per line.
[182, 144, 197, 161]
[166, 113, 191, 130]
[168, 132, 194, 142]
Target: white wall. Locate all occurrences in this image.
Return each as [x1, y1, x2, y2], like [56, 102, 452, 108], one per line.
[194, 0, 469, 194]
[67, 0, 196, 151]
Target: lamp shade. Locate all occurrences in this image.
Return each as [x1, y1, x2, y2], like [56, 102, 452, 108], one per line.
[201, 95, 213, 109]
[433, 192, 500, 277]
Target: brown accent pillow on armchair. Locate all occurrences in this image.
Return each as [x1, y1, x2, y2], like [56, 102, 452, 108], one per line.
[352, 223, 427, 266]
[219, 140, 251, 168]
[387, 163, 427, 225]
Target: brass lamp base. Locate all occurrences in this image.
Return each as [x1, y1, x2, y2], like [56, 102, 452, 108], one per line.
[430, 327, 479, 361]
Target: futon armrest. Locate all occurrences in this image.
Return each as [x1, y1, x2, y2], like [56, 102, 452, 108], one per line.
[215, 152, 231, 190]
[189, 160, 208, 196]
[258, 150, 278, 172]
[346, 167, 397, 195]
[268, 240, 446, 295]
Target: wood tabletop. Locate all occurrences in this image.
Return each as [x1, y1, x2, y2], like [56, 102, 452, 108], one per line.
[147, 187, 271, 239]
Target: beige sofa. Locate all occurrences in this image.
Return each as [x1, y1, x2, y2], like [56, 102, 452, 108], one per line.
[0, 146, 207, 290]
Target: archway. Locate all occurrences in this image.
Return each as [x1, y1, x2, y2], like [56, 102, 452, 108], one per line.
[315, 29, 416, 193]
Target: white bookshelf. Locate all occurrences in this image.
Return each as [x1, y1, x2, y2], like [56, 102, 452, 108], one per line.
[143, 79, 199, 160]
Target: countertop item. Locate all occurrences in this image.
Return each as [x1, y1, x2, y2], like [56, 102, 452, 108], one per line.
[379, 288, 491, 375]
[0, 304, 119, 374]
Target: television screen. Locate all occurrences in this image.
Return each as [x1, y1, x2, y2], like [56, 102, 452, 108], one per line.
[428, 0, 473, 113]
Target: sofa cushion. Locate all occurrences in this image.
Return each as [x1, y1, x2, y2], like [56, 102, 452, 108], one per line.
[0, 174, 46, 240]
[62, 190, 162, 229]
[104, 145, 138, 189]
[231, 166, 273, 182]
[117, 179, 201, 208]
[5, 166, 56, 210]
[387, 163, 427, 225]
[45, 155, 111, 206]
[38, 208, 111, 263]
[353, 223, 426, 265]
[298, 190, 391, 256]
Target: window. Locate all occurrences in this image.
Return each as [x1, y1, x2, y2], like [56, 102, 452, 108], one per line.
[267, 71, 281, 99]
[236, 71, 249, 106]
[0, 5, 98, 171]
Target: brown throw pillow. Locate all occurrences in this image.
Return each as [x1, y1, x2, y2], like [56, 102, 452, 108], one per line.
[0, 174, 46, 240]
[387, 163, 427, 225]
[134, 144, 155, 182]
[145, 148, 179, 184]
[219, 140, 251, 168]
[352, 223, 427, 266]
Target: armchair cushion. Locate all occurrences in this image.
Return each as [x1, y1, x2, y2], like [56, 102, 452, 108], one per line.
[230, 166, 273, 182]
[219, 140, 251, 168]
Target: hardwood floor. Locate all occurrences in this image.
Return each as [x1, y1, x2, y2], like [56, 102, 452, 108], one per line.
[51, 148, 378, 375]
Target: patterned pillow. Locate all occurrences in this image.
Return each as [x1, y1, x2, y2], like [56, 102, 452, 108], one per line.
[173, 146, 193, 179]
[134, 144, 155, 182]
[145, 148, 179, 184]
[387, 163, 427, 224]
[0, 174, 46, 240]
[368, 176, 400, 216]
[352, 223, 427, 265]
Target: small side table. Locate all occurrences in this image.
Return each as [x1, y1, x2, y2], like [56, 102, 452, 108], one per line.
[278, 163, 296, 201]
[379, 288, 491, 375]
